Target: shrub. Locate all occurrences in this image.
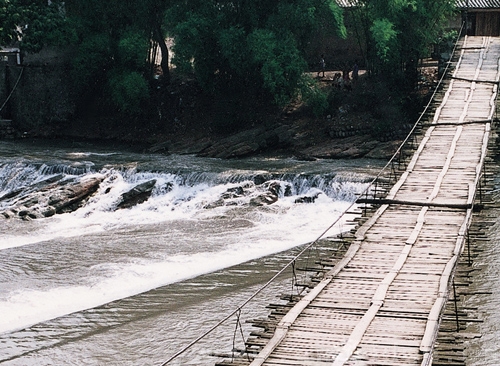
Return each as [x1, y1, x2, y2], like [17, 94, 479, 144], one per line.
[108, 71, 149, 114]
[71, 33, 111, 91]
[299, 76, 328, 117]
[117, 29, 149, 71]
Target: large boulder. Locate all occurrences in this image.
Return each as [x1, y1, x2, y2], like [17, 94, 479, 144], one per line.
[294, 191, 322, 204]
[203, 181, 289, 209]
[198, 124, 293, 158]
[0, 174, 64, 202]
[1, 174, 105, 219]
[203, 182, 254, 209]
[117, 180, 157, 209]
[249, 182, 282, 206]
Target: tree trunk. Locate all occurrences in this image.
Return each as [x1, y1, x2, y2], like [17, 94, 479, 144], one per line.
[153, 26, 170, 84]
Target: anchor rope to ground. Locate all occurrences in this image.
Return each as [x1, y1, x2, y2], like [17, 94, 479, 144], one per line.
[158, 24, 463, 366]
[231, 309, 250, 362]
[0, 67, 24, 113]
[160, 190, 362, 365]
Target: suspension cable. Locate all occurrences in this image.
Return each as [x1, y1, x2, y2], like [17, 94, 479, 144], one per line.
[161, 200, 353, 365]
[159, 24, 465, 366]
[0, 66, 24, 113]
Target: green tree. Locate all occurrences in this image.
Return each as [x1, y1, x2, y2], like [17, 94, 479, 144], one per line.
[166, 0, 346, 120]
[345, 0, 456, 136]
[66, 0, 173, 83]
[0, 0, 70, 52]
[64, 0, 177, 114]
[109, 70, 149, 114]
[356, 0, 456, 88]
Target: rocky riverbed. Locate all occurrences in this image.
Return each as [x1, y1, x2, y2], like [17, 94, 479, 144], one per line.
[148, 120, 405, 160]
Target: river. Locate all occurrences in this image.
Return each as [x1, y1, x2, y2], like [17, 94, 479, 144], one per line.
[0, 139, 497, 365]
[0, 139, 381, 365]
[463, 174, 500, 366]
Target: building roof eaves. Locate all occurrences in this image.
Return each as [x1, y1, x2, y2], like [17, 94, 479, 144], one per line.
[336, 0, 360, 8]
[337, 0, 500, 9]
[455, 0, 500, 9]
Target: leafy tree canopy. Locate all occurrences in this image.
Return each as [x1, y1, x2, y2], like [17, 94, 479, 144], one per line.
[167, 0, 346, 110]
[358, 0, 456, 86]
[1, 0, 346, 118]
[0, 0, 70, 52]
[64, 0, 171, 114]
[2, 0, 454, 126]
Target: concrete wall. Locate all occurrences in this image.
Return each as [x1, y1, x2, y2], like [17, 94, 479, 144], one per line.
[1, 48, 77, 134]
[0, 63, 7, 118]
[8, 65, 76, 133]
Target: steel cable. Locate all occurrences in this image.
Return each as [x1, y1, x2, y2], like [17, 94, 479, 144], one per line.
[0, 67, 24, 113]
[159, 23, 465, 366]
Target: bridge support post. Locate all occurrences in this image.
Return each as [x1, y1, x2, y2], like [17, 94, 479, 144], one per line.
[482, 161, 487, 188]
[478, 176, 483, 203]
[453, 280, 460, 332]
[390, 161, 396, 183]
[467, 230, 472, 266]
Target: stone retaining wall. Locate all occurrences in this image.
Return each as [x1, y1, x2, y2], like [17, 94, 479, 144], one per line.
[0, 119, 16, 139]
[328, 122, 415, 141]
[6, 64, 76, 134]
[0, 63, 6, 115]
[0, 48, 77, 135]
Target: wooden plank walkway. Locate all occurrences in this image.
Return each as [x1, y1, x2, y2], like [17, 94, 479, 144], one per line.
[245, 36, 500, 366]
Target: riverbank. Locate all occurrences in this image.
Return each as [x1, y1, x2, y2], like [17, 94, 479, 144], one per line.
[3, 66, 437, 160]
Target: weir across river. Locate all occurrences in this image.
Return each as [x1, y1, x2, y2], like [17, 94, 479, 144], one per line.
[216, 36, 500, 366]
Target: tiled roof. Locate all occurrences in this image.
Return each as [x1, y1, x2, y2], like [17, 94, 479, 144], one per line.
[336, 0, 359, 7]
[0, 47, 20, 53]
[337, 0, 500, 8]
[456, 0, 500, 8]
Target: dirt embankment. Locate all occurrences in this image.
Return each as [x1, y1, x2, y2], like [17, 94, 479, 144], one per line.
[3, 61, 437, 161]
[142, 68, 436, 160]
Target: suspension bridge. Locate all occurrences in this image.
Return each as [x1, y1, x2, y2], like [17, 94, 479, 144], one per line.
[160, 35, 500, 366]
[219, 35, 498, 366]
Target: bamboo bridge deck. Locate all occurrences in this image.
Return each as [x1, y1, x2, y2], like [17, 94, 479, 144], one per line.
[240, 36, 500, 366]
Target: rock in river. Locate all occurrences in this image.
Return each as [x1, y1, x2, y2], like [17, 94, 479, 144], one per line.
[1, 174, 105, 219]
[117, 180, 157, 209]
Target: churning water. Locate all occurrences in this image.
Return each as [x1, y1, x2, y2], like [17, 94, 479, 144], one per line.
[1, 139, 497, 365]
[0, 140, 382, 365]
[463, 175, 500, 366]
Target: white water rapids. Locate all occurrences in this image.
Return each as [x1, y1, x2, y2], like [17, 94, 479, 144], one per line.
[0, 140, 497, 366]
[0, 140, 381, 365]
